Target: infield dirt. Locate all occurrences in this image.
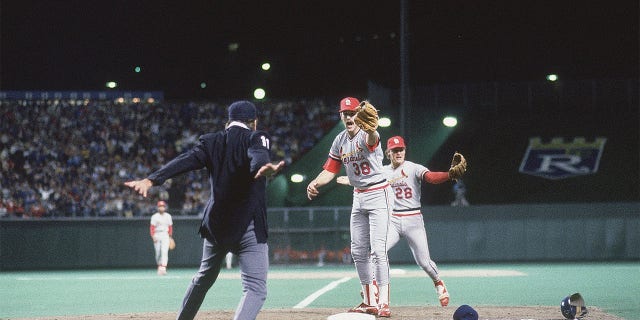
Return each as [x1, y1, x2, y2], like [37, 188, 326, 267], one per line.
[10, 305, 623, 320]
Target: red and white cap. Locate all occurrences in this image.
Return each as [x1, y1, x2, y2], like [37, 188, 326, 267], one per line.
[339, 97, 360, 112]
[386, 136, 406, 150]
[157, 200, 167, 207]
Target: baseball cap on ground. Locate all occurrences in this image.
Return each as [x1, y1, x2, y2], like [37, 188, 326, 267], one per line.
[157, 201, 166, 207]
[453, 305, 478, 320]
[339, 97, 360, 112]
[228, 100, 257, 121]
[387, 136, 406, 150]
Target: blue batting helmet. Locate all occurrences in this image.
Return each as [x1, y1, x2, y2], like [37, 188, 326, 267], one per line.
[560, 293, 588, 319]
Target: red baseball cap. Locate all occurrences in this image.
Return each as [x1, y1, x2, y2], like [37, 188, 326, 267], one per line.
[157, 201, 167, 207]
[387, 136, 406, 150]
[339, 97, 360, 112]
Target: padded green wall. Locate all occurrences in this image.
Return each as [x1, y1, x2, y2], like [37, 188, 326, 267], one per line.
[1, 202, 637, 270]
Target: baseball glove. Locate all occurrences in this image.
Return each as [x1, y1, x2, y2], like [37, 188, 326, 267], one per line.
[448, 152, 467, 180]
[169, 237, 176, 250]
[354, 101, 379, 134]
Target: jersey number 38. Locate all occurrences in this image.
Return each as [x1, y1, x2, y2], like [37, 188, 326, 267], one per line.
[352, 161, 371, 175]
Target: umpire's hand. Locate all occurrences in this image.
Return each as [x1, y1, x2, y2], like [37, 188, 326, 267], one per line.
[124, 178, 153, 197]
[255, 161, 285, 179]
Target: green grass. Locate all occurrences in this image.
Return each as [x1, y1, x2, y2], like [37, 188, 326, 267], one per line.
[1, 262, 639, 319]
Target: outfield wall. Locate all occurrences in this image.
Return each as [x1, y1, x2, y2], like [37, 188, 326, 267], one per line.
[0, 202, 638, 271]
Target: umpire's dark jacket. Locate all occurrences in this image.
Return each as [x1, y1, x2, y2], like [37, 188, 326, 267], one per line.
[147, 124, 272, 246]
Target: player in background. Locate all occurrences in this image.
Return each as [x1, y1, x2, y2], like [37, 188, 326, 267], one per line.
[125, 100, 285, 320]
[225, 252, 234, 269]
[338, 135, 466, 307]
[150, 200, 173, 275]
[307, 97, 394, 317]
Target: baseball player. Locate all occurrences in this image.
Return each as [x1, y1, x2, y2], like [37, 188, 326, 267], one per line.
[307, 97, 394, 317]
[125, 100, 285, 320]
[338, 135, 467, 307]
[150, 200, 173, 275]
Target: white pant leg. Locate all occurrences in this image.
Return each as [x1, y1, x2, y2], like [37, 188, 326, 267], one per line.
[352, 186, 393, 287]
[154, 232, 170, 266]
[403, 215, 440, 281]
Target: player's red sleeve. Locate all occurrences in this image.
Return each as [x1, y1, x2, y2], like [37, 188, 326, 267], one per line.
[150, 225, 155, 237]
[322, 157, 342, 174]
[423, 171, 450, 184]
[365, 138, 380, 152]
[168, 225, 173, 237]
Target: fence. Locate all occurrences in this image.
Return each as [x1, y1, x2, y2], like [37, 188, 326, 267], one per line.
[1, 202, 638, 271]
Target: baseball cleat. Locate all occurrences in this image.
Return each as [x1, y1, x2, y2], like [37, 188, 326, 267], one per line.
[435, 280, 449, 307]
[347, 302, 378, 315]
[377, 303, 391, 317]
[157, 266, 167, 276]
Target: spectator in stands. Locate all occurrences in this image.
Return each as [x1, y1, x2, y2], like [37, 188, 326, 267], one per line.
[451, 179, 469, 207]
[0, 98, 336, 217]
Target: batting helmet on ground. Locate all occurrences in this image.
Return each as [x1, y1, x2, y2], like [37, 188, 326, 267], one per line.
[560, 292, 588, 319]
[453, 305, 478, 320]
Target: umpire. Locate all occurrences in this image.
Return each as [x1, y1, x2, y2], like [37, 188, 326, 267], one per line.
[125, 100, 284, 320]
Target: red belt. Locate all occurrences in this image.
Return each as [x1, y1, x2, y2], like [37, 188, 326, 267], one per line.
[392, 212, 422, 217]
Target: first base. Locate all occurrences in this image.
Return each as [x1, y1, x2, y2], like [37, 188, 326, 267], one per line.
[327, 312, 375, 320]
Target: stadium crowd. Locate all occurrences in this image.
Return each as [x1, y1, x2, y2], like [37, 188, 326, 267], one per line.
[0, 98, 338, 218]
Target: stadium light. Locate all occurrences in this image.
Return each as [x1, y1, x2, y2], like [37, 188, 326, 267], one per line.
[261, 63, 271, 71]
[106, 81, 117, 89]
[253, 88, 266, 100]
[228, 43, 239, 52]
[290, 173, 305, 183]
[546, 74, 558, 82]
[442, 116, 458, 127]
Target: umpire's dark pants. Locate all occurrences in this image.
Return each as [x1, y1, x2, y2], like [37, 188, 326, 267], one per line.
[176, 221, 269, 320]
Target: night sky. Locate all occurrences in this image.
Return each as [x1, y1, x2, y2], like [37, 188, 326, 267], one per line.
[1, 1, 637, 99]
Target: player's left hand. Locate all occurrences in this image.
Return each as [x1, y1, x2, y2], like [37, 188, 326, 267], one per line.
[448, 152, 467, 181]
[336, 176, 351, 186]
[124, 179, 153, 197]
[354, 101, 379, 134]
[254, 161, 285, 179]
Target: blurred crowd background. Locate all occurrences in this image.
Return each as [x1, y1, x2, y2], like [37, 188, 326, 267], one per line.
[0, 98, 338, 218]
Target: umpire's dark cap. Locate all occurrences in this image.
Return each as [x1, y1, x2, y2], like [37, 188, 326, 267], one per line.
[453, 305, 478, 320]
[228, 100, 257, 121]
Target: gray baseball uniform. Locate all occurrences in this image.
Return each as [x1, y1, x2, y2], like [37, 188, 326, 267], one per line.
[327, 129, 393, 293]
[384, 160, 441, 281]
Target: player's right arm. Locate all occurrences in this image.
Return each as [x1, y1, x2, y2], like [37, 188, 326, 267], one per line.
[307, 151, 342, 200]
[307, 169, 336, 200]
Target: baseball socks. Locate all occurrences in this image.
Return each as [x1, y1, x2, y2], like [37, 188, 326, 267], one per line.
[434, 279, 449, 306]
[157, 265, 167, 275]
[377, 283, 390, 317]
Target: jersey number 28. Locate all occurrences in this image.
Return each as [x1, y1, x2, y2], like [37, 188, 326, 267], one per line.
[394, 187, 413, 199]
